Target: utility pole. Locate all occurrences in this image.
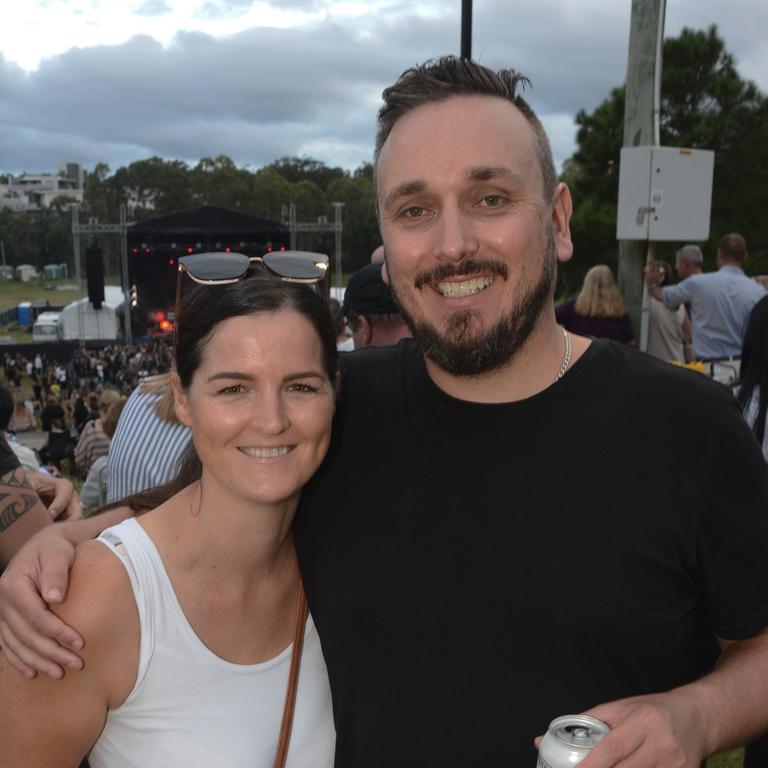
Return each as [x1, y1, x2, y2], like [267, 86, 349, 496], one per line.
[461, 0, 473, 59]
[332, 202, 345, 288]
[618, 0, 666, 339]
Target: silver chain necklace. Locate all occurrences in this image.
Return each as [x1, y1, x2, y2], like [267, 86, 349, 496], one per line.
[555, 326, 572, 382]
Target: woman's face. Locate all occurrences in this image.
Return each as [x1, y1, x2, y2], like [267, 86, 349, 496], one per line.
[174, 308, 335, 508]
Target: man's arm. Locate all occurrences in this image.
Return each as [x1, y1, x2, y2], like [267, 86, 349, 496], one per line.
[645, 272, 691, 311]
[0, 467, 54, 568]
[572, 630, 768, 768]
[0, 505, 134, 678]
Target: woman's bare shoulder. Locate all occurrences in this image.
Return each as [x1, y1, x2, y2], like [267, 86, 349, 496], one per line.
[59, 538, 138, 646]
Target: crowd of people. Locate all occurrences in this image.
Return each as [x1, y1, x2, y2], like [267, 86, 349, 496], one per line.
[0, 56, 767, 768]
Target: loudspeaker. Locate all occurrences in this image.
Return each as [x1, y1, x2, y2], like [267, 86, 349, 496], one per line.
[85, 244, 105, 310]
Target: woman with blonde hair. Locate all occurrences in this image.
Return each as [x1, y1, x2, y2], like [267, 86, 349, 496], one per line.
[556, 264, 635, 344]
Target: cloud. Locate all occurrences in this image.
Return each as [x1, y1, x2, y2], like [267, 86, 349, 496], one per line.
[195, 0, 258, 20]
[133, 0, 173, 16]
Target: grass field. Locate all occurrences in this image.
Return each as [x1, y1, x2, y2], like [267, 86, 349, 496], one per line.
[709, 748, 744, 767]
[0, 274, 123, 313]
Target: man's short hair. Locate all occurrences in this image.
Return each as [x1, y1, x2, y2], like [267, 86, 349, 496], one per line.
[719, 233, 747, 262]
[374, 56, 558, 202]
[676, 244, 704, 265]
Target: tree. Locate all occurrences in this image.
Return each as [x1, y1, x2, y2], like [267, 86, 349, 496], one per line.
[269, 157, 347, 190]
[562, 25, 768, 296]
[326, 174, 379, 272]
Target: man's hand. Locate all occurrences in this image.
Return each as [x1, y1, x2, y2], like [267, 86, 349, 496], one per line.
[538, 692, 708, 768]
[644, 270, 664, 303]
[0, 528, 84, 679]
[25, 471, 82, 522]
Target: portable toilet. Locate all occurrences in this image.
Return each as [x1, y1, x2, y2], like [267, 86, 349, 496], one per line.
[17, 302, 32, 325]
[43, 264, 68, 280]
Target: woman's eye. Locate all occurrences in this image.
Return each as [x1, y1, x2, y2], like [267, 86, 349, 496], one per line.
[220, 384, 245, 395]
[288, 382, 318, 394]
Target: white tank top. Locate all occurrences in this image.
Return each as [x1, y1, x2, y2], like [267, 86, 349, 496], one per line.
[89, 518, 335, 768]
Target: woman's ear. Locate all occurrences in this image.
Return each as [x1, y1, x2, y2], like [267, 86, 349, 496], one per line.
[170, 372, 192, 428]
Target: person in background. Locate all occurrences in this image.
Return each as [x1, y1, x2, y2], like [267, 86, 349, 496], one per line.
[9, 398, 37, 433]
[0, 446, 81, 568]
[674, 244, 704, 280]
[329, 298, 355, 352]
[645, 259, 691, 363]
[79, 400, 127, 510]
[556, 264, 635, 344]
[0, 387, 40, 473]
[646, 234, 765, 364]
[341, 263, 411, 349]
[73, 390, 121, 477]
[105, 373, 191, 503]
[736, 295, 768, 461]
[40, 394, 65, 433]
[72, 397, 90, 435]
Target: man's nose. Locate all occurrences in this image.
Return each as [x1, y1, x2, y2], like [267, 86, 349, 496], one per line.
[433, 206, 479, 262]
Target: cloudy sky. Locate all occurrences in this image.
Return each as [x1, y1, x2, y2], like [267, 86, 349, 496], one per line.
[1, 0, 766, 178]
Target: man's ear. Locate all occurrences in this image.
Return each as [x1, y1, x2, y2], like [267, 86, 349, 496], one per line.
[551, 182, 574, 264]
[170, 372, 192, 428]
[380, 259, 390, 285]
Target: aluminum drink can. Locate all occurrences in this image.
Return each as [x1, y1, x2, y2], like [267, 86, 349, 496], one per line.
[536, 714, 610, 767]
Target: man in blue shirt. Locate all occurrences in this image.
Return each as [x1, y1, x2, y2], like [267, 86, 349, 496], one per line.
[647, 233, 765, 361]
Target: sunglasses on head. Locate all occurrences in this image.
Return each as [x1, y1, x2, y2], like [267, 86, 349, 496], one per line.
[174, 250, 330, 340]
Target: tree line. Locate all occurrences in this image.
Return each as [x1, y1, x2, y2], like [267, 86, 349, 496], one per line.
[1, 25, 765, 292]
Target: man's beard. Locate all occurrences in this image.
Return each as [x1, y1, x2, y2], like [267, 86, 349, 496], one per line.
[388, 231, 557, 377]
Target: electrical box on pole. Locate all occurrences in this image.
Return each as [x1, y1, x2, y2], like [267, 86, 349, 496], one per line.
[617, 146, 714, 242]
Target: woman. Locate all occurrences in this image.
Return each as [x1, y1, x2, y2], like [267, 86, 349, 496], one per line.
[736, 294, 768, 461]
[556, 264, 635, 344]
[645, 259, 691, 363]
[0, 277, 337, 767]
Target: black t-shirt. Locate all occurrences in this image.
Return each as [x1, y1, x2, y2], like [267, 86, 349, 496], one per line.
[0, 437, 21, 478]
[294, 339, 768, 768]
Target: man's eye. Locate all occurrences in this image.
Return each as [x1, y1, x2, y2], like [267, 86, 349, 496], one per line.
[480, 195, 504, 207]
[403, 206, 425, 218]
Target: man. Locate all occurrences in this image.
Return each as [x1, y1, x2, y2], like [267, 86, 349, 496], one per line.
[647, 234, 765, 362]
[675, 244, 704, 280]
[0, 421, 81, 568]
[1, 57, 768, 768]
[341, 262, 410, 348]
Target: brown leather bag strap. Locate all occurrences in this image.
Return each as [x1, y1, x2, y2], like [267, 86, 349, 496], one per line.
[273, 580, 310, 768]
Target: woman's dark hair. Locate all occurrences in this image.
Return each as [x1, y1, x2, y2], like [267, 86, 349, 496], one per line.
[175, 276, 338, 389]
[102, 275, 338, 515]
[737, 295, 768, 445]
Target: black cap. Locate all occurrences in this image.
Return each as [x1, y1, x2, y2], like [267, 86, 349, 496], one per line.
[342, 263, 399, 315]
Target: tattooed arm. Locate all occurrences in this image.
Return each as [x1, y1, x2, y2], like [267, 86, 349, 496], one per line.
[0, 467, 53, 569]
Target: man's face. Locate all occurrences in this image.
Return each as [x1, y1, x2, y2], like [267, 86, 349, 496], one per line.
[376, 94, 573, 376]
[675, 256, 690, 280]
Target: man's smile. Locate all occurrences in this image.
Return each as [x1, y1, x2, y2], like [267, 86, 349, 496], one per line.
[433, 274, 496, 298]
